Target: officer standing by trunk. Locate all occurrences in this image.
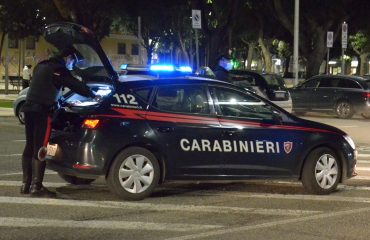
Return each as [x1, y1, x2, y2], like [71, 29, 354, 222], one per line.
[21, 46, 97, 197]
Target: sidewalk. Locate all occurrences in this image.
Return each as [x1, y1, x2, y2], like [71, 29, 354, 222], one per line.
[0, 93, 17, 117]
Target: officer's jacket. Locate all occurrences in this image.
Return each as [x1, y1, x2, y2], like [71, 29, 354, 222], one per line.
[23, 57, 94, 112]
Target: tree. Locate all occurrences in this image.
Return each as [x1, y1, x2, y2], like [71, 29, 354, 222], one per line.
[52, 0, 123, 40]
[0, 0, 47, 61]
[349, 31, 370, 75]
[271, 0, 350, 78]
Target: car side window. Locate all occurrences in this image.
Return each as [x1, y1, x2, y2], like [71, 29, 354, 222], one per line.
[213, 87, 274, 120]
[152, 85, 210, 114]
[301, 79, 319, 88]
[132, 87, 153, 103]
[318, 78, 339, 88]
[338, 79, 361, 89]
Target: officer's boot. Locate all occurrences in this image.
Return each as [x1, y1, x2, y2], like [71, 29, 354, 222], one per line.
[30, 159, 56, 197]
[20, 156, 32, 194]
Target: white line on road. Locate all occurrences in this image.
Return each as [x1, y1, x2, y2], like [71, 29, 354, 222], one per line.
[0, 171, 57, 177]
[0, 217, 221, 232]
[0, 154, 22, 157]
[355, 167, 370, 171]
[0, 196, 319, 216]
[11, 140, 26, 142]
[165, 207, 370, 240]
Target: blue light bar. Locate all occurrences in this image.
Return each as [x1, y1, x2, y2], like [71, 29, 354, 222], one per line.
[150, 65, 175, 71]
[177, 66, 192, 73]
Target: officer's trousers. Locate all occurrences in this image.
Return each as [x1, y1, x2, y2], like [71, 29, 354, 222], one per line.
[22, 111, 52, 185]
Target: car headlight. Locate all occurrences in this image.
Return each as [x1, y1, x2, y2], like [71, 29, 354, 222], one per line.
[343, 135, 356, 150]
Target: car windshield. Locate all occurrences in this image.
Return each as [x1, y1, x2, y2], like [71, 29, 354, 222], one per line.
[262, 74, 286, 90]
[71, 43, 110, 79]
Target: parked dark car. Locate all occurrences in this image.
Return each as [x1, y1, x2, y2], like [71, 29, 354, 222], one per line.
[228, 70, 292, 112]
[290, 75, 370, 119]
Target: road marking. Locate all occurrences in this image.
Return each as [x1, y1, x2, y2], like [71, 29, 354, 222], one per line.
[165, 207, 370, 240]
[0, 217, 221, 232]
[338, 125, 358, 128]
[11, 140, 26, 142]
[0, 154, 22, 157]
[0, 196, 320, 216]
[0, 180, 65, 188]
[355, 167, 370, 171]
[358, 153, 370, 159]
[195, 191, 370, 204]
[0, 171, 57, 177]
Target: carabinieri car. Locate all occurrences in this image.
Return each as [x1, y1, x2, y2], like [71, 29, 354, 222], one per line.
[43, 23, 357, 200]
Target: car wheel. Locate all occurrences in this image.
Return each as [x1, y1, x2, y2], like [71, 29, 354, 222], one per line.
[58, 173, 96, 185]
[361, 112, 370, 119]
[335, 101, 354, 119]
[16, 102, 25, 124]
[301, 147, 341, 195]
[107, 147, 160, 201]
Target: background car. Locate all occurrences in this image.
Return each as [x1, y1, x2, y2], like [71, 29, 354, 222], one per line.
[228, 70, 292, 112]
[12, 87, 28, 124]
[290, 75, 370, 119]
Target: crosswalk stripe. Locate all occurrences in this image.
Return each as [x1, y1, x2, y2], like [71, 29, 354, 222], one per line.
[0, 217, 221, 232]
[0, 196, 320, 216]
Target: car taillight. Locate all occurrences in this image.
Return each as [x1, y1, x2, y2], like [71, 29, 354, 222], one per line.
[362, 92, 370, 98]
[82, 119, 100, 129]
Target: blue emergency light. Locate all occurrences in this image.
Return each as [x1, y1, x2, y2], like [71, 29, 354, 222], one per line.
[149, 64, 192, 73]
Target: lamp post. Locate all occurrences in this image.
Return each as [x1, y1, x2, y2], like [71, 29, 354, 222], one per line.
[293, 0, 299, 85]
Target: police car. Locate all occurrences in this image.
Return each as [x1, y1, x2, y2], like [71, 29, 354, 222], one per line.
[43, 23, 357, 200]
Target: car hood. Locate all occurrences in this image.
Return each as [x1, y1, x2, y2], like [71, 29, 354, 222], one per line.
[43, 22, 118, 83]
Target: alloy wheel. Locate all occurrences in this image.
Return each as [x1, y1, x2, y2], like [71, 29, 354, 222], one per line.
[315, 154, 338, 189]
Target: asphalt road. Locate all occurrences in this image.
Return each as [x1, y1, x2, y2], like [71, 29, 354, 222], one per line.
[0, 115, 369, 240]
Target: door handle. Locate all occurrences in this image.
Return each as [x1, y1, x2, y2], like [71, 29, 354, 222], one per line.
[223, 130, 240, 136]
[156, 127, 174, 133]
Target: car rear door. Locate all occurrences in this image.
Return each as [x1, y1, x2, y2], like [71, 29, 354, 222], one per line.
[146, 84, 225, 177]
[313, 77, 339, 110]
[291, 78, 319, 110]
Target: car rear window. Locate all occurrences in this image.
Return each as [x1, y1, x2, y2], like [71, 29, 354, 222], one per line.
[152, 85, 210, 114]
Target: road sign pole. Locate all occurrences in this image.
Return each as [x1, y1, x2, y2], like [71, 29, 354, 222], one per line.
[341, 22, 348, 75]
[326, 48, 330, 74]
[195, 29, 199, 69]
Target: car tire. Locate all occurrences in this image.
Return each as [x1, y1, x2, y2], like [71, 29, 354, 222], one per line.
[107, 147, 160, 201]
[16, 101, 25, 124]
[361, 112, 370, 119]
[58, 173, 96, 185]
[301, 147, 341, 195]
[335, 100, 354, 119]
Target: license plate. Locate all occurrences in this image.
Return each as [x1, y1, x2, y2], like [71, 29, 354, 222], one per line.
[46, 143, 58, 156]
[275, 92, 285, 99]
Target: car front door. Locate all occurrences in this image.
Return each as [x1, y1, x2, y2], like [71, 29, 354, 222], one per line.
[147, 84, 225, 177]
[211, 86, 304, 177]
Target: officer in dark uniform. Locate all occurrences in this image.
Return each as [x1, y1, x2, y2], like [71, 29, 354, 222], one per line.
[213, 54, 233, 82]
[21, 46, 96, 197]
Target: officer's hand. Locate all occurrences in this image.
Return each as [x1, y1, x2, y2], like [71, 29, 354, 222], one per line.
[93, 95, 103, 103]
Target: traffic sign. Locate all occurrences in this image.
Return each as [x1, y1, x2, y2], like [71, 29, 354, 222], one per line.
[342, 22, 348, 49]
[327, 31, 333, 48]
[192, 10, 201, 29]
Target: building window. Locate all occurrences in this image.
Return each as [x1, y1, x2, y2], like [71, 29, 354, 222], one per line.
[26, 37, 36, 50]
[118, 43, 126, 55]
[8, 37, 18, 49]
[131, 44, 139, 55]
